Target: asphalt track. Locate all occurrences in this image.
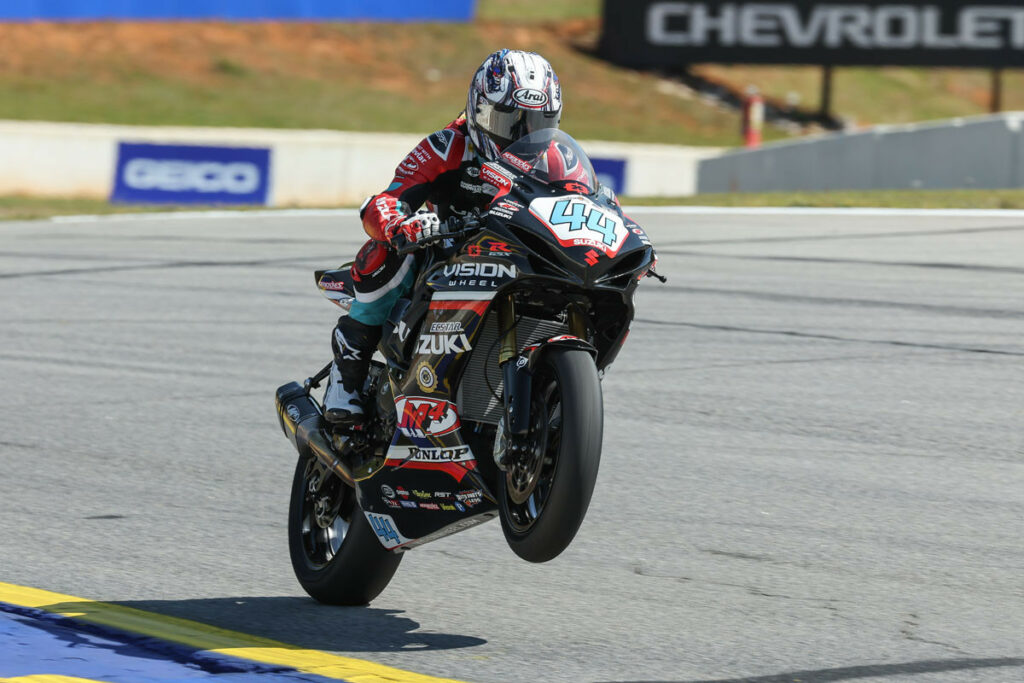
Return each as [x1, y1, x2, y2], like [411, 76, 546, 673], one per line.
[1, 208, 1022, 683]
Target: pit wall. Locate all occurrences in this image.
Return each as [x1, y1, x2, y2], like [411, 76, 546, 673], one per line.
[0, 120, 723, 204]
[698, 113, 1024, 194]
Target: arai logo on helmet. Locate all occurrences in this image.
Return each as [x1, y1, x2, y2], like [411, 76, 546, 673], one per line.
[512, 88, 548, 109]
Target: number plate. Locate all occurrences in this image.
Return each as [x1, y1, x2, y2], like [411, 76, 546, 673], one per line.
[529, 196, 630, 257]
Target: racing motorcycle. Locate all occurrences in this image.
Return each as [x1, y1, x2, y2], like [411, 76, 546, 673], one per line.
[274, 129, 660, 605]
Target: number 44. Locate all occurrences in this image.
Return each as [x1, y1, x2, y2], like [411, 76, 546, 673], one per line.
[549, 199, 619, 247]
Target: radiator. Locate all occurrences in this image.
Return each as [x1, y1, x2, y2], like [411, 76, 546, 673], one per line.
[456, 313, 567, 425]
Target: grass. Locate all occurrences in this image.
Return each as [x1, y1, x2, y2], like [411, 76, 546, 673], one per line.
[7, 190, 1024, 223]
[476, 0, 601, 21]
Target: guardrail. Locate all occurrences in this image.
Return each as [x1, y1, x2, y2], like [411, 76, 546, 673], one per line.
[0, 120, 722, 204]
[698, 113, 1024, 194]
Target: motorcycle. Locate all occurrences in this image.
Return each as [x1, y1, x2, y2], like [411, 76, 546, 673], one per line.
[274, 129, 660, 605]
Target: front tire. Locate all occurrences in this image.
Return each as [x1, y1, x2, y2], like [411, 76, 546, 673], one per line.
[498, 348, 603, 563]
[288, 453, 402, 605]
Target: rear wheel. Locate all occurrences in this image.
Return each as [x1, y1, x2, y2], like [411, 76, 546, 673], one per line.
[498, 348, 603, 562]
[288, 453, 402, 605]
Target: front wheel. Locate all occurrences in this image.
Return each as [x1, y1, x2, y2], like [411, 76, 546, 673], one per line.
[498, 348, 603, 563]
[288, 452, 402, 605]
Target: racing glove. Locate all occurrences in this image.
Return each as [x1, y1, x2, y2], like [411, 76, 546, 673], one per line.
[385, 211, 445, 249]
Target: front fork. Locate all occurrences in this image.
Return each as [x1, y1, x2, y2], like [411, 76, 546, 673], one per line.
[495, 297, 591, 469]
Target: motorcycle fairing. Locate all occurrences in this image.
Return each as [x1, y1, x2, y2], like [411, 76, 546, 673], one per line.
[355, 253, 522, 550]
[315, 265, 356, 310]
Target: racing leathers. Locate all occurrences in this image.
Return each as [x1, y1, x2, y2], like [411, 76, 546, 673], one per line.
[324, 115, 495, 425]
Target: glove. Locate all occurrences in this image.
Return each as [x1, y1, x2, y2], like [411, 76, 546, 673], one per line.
[387, 211, 445, 248]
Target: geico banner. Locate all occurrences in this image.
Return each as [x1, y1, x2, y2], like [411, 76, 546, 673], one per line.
[600, 0, 1024, 67]
[111, 143, 271, 205]
[0, 0, 473, 20]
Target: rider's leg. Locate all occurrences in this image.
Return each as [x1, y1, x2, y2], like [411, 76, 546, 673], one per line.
[324, 240, 415, 425]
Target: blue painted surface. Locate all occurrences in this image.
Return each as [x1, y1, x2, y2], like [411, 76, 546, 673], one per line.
[111, 143, 272, 206]
[590, 157, 628, 195]
[0, 0, 475, 20]
[0, 602, 342, 682]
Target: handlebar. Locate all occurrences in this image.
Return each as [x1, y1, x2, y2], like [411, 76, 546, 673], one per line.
[395, 209, 484, 256]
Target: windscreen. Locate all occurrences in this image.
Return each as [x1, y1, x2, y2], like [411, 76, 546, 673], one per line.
[500, 129, 598, 196]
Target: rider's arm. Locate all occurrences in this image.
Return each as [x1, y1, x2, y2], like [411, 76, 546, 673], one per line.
[360, 121, 468, 244]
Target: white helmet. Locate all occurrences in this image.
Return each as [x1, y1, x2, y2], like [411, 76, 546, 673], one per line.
[466, 49, 562, 162]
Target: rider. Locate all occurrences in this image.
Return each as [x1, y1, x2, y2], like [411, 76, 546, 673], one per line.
[324, 49, 563, 426]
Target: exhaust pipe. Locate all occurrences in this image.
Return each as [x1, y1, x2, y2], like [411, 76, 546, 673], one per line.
[275, 382, 355, 487]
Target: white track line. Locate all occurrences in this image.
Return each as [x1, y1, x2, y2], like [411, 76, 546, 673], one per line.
[45, 205, 1024, 224]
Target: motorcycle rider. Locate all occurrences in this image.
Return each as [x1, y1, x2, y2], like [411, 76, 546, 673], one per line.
[324, 49, 563, 426]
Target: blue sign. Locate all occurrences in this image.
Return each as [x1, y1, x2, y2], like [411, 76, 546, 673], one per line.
[0, 1, 475, 20]
[590, 157, 628, 195]
[111, 142, 271, 205]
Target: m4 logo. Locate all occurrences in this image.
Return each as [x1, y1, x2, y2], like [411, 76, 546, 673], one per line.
[529, 196, 629, 257]
[395, 396, 460, 438]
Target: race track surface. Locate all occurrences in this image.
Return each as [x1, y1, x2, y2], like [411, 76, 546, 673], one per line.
[1, 208, 1022, 682]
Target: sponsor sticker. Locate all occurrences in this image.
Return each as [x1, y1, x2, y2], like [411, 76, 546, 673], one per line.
[501, 151, 534, 173]
[456, 489, 484, 507]
[395, 396, 461, 438]
[389, 445, 475, 463]
[417, 363, 437, 392]
[480, 163, 514, 193]
[431, 321, 464, 333]
[112, 143, 271, 205]
[384, 498, 401, 509]
[417, 332, 472, 355]
[443, 263, 516, 279]
[419, 502, 440, 511]
[413, 489, 432, 499]
[439, 503, 456, 511]
[380, 484, 396, 499]
[396, 486, 410, 498]
[399, 499, 418, 509]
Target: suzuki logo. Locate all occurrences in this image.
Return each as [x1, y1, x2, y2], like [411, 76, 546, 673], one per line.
[584, 249, 601, 266]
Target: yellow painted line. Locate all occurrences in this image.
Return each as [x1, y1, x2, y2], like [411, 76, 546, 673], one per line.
[1, 677, 110, 683]
[0, 582, 467, 683]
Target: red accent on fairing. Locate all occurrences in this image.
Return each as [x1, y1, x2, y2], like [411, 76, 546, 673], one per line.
[429, 300, 490, 315]
[382, 459, 477, 483]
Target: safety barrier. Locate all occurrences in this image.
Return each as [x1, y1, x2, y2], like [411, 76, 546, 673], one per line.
[697, 113, 1024, 193]
[0, 120, 723, 204]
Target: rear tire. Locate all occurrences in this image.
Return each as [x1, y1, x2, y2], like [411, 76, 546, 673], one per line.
[288, 453, 402, 605]
[498, 347, 603, 563]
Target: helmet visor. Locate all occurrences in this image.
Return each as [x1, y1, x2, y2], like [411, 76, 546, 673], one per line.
[477, 102, 560, 151]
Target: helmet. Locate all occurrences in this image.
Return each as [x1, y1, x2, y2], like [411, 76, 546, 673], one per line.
[466, 49, 562, 162]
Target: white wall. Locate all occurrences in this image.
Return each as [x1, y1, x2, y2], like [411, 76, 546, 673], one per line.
[698, 113, 1024, 194]
[0, 120, 722, 203]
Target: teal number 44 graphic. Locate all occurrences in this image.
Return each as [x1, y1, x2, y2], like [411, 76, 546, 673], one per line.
[549, 199, 619, 246]
[530, 196, 629, 256]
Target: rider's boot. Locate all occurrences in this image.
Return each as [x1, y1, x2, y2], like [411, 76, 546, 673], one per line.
[324, 316, 382, 427]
